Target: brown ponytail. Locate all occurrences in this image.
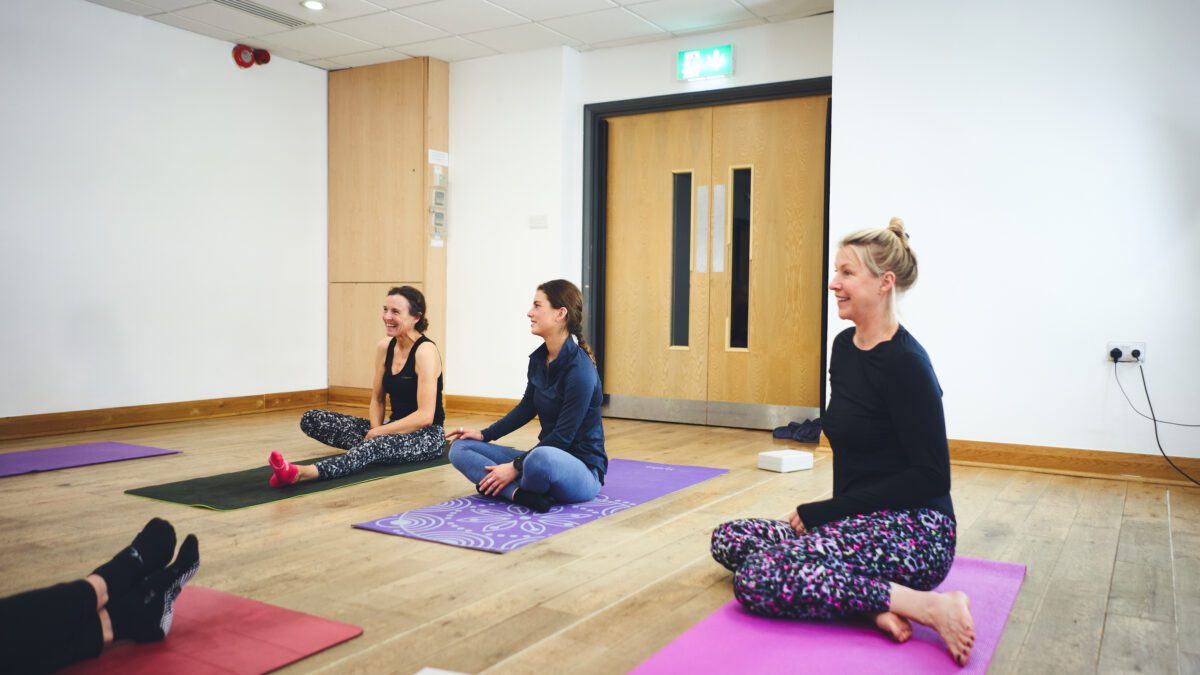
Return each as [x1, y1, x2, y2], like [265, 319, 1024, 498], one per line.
[537, 279, 596, 366]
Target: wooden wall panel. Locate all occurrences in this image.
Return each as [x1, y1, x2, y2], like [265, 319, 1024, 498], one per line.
[328, 282, 420, 389]
[329, 59, 426, 282]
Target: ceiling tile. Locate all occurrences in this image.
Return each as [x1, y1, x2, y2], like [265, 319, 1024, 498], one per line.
[175, 3, 295, 35]
[324, 11, 447, 46]
[466, 22, 581, 52]
[396, 0, 526, 35]
[766, 9, 831, 23]
[396, 35, 497, 61]
[241, 39, 321, 62]
[134, 0, 206, 10]
[739, 0, 831, 19]
[329, 48, 413, 67]
[247, 0, 387, 24]
[588, 31, 671, 49]
[671, 17, 763, 36]
[487, 0, 615, 22]
[369, 0, 439, 7]
[86, 0, 161, 16]
[252, 25, 379, 57]
[302, 58, 348, 69]
[149, 12, 247, 40]
[627, 0, 756, 34]
[541, 7, 663, 44]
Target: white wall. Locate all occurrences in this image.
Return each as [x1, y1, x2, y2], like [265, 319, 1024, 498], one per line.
[830, 0, 1200, 456]
[0, 0, 328, 417]
[447, 15, 834, 399]
[446, 47, 574, 398]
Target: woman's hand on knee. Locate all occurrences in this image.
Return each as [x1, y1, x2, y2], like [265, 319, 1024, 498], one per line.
[787, 509, 807, 535]
[479, 462, 518, 496]
[446, 427, 483, 442]
[365, 425, 388, 440]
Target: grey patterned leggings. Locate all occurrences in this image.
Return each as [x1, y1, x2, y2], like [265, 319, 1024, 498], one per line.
[300, 409, 445, 479]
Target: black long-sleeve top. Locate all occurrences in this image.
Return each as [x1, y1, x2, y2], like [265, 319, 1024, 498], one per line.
[481, 336, 608, 482]
[798, 325, 955, 529]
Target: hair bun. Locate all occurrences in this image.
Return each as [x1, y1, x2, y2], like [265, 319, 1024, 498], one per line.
[887, 216, 909, 240]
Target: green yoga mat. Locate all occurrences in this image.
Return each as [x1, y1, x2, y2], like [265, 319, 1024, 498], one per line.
[126, 452, 450, 511]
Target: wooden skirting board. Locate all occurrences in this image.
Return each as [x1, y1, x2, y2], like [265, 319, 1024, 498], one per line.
[946, 438, 1200, 487]
[2, 390, 1196, 487]
[0, 389, 327, 441]
[813, 435, 1200, 488]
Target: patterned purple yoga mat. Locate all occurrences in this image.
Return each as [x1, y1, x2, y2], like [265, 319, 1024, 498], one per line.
[0, 442, 179, 478]
[354, 458, 728, 553]
[632, 557, 1026, 675]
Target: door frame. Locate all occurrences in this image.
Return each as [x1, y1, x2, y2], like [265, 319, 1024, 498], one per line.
[582, 76, 834, 414]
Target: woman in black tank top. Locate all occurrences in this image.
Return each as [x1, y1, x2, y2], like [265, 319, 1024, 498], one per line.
[267, 286, 446, 486]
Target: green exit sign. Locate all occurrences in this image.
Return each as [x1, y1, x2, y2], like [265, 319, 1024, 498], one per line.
[677, 45, 733, 81]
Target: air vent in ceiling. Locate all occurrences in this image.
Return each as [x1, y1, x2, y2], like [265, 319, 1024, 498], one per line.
[213, 0, 308, 29]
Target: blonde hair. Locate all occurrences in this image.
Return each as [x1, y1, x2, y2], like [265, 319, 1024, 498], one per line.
[839, 216, 918, 293]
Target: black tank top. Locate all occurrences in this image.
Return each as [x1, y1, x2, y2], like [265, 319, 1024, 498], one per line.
[382, 335, 445, 426]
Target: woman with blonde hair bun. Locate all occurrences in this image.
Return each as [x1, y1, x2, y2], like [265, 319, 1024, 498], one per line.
[710, 217, 976, 666]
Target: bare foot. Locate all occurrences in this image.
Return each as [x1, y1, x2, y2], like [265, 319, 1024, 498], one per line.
[927, 591, 975, 666]
[871, 610, 912, 643]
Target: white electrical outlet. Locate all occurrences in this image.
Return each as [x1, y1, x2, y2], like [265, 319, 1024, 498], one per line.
[1107, 341, 1146, 363]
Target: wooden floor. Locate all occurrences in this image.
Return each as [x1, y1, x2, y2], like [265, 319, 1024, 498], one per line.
[1, 407, 1196, 674]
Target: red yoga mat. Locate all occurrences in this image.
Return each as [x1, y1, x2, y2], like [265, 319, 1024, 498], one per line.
[62, 587, 362, 675]
[633, 556, 1025, 675]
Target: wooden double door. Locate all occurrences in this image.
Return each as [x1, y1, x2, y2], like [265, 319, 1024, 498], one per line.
[603, 96, 828, 429]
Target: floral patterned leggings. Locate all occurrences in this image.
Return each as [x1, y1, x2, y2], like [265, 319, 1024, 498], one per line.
[300, 409, 444, 480]
[710, 509, 956, 620]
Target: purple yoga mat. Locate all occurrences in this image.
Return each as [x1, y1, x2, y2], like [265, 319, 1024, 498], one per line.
[0, 442, 179, 477]
[354, 458, 728, 553]
[633, 556, 1025, 674]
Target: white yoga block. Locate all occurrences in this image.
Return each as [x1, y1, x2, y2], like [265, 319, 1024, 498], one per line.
[758, 450, 814, 473]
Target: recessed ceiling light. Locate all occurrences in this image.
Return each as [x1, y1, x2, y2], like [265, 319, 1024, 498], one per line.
[300, 0, 324, 10]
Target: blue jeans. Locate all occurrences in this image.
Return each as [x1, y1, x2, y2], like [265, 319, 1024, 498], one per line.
[448, 439, 601, 504]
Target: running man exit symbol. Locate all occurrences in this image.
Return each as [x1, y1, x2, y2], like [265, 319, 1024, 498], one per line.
[677, 45, 734, 81]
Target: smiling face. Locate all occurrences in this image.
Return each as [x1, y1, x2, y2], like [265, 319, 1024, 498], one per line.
[829, 246, 894, 325]
[527, 290, 567, 338]
[382, 294, 417, 337]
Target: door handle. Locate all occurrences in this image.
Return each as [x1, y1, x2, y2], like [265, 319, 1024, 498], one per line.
[712, 184, 726, 273]
[695, 185, 709, 272]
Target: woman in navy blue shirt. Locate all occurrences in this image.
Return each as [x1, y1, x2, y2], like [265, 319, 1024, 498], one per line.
[710, 218, 976, 666]
[447, 279, 606, 513]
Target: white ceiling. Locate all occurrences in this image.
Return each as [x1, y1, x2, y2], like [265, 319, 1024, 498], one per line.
[86, 0, 832, 70]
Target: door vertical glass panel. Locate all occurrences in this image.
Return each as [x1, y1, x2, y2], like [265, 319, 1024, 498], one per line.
[729, 168, 751, 349]
[670, 172, 693, 347]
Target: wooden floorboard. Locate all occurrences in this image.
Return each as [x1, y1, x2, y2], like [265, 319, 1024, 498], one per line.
[0, 407, 1195, 674]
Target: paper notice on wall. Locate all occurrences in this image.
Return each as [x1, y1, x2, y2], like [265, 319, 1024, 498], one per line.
[428, 149, 449, 166]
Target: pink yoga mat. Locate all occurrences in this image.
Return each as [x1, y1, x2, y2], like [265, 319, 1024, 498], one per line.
[62, 586, 362, 675]
[0, 442, 178, 477]
[633, 557, 1025, 675]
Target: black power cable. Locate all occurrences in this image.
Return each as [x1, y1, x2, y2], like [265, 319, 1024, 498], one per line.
[1113, 363, 1200, 427]
[1111, 360, 1200, 486]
